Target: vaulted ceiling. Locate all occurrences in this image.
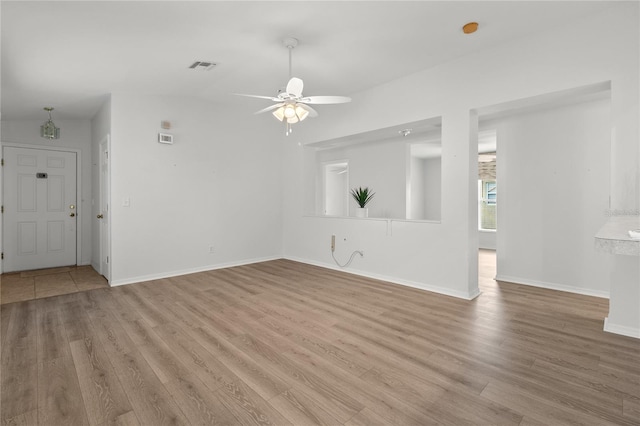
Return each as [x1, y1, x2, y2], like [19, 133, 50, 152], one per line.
[1, 1, 616, 120]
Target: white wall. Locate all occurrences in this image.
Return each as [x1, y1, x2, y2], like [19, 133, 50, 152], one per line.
[479, 231, 496, 250]
[109, 94, 283, 285]
[408, 156, 425, 220]
[494, 97, 611, 297]
[423, 157, 441, 221]
[281, 3, 638, 300]
[409, 156, 441, 221]
[1, 118, 93, 266]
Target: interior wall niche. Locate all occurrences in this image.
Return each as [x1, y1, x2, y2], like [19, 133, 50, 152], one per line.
[304, 117, 442, 221]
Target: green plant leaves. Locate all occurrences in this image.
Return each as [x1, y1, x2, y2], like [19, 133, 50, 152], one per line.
[350, 186, 375, 208]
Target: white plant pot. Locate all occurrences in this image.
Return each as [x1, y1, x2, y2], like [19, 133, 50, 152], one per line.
[355, 207, 368, 218]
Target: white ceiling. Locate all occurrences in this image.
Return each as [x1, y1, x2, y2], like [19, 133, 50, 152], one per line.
[1, 1, 616, 120]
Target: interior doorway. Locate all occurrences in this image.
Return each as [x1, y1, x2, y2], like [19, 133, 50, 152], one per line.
[478, 129, 497, 252]
[477, 129, 498, 279]
[323, 161, 349, 216]
[476, 83, 611, 294]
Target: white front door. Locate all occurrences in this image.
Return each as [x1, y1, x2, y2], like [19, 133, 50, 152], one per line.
[2, 146, 77, 272]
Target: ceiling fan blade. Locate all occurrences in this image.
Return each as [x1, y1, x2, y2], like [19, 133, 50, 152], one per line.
[286, 77, 304, 97]
[297, 103, 318, 118]
[234, 93, 280, 101]
[299, 95, 351, 104]
[255, 103, 284, 115]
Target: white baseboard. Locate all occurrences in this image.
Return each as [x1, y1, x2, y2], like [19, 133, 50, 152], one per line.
[604, 317, 640, 339]
[109, 255, 281, 287]
[495, 274, 610, 299]
[284, 255, 481, 301]
[106, 254, 483, 301]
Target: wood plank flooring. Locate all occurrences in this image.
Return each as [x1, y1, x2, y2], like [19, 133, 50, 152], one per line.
[2, 250, 639, 425]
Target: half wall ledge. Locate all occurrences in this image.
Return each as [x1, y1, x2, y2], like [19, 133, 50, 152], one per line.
[595, 215, 640, 339]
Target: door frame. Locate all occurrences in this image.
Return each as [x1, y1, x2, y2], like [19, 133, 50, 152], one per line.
[1, 143, 83, 273]
[321, 160, 349, 216]
[97, 135, 111, 282]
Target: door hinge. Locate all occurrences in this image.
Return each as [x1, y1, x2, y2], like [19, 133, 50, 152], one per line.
[1, 205, 3, 213]
[1, 253, 4, 260]
[106, 256, 109, 264]
[1, 158, 4, 166]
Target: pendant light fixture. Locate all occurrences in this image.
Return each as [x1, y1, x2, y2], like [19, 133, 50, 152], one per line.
[40, 107, 60, 140]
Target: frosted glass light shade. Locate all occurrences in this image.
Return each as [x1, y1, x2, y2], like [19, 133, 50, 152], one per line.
[272, 107, 285, 121]
[295, 105, 309, 121]
[283, 104, 297, 119]
[40, 119, 60, 139]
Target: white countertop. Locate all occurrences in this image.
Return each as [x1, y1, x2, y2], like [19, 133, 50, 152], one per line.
[595, 215, 640, 256]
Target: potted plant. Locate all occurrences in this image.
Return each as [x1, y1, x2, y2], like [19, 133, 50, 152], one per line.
[350, 186, 375, 218]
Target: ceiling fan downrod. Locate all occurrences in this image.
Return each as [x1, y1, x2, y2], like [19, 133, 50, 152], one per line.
[282, 37, 298, 80]
[283, 37, 298, 136]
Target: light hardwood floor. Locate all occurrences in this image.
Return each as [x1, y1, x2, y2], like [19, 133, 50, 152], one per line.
[1, 250, 639, 425]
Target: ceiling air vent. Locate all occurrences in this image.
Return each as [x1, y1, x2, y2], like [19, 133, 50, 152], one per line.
[188, 61, 216, 71]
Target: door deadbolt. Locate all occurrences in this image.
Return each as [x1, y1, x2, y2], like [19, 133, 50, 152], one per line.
[70, 213, 76, 217]
[97, 214, 104, 219]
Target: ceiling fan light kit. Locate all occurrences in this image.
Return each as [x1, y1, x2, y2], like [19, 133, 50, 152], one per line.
[273, 103, 310, 124]
[236, 37, 351, 136]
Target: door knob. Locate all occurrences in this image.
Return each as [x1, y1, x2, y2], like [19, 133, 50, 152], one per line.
[70, 213, 76, 217]
[97, 214, 104, 219]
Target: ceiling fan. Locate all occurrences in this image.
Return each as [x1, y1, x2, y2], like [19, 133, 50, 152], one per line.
[236, 37, 351, 136]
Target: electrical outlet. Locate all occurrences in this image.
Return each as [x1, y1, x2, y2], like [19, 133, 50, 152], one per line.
[331, 235, 335, 252]
[209, 245, 215, 254]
